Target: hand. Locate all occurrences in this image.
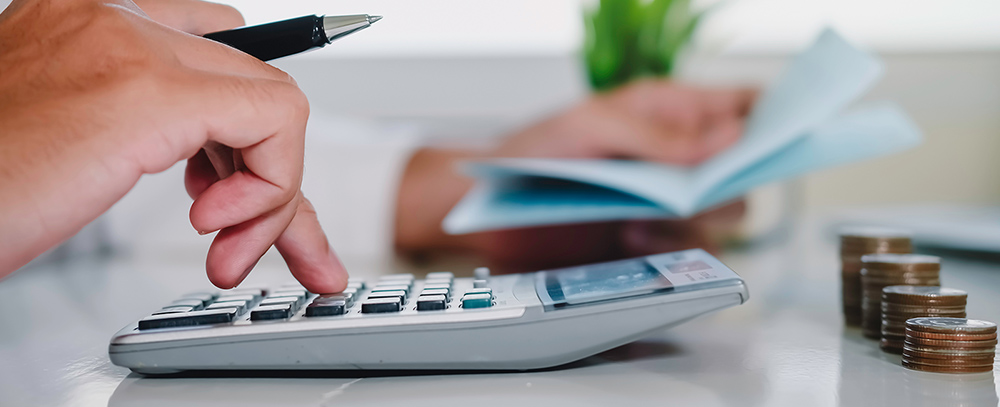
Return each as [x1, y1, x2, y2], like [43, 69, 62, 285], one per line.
[0, 0, 348, 293]
[395, 80, 754, 270]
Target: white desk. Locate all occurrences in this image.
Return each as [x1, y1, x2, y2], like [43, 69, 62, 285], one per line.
[2, 217, 998, 407]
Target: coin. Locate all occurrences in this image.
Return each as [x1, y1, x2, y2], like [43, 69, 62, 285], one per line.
[903, 349, 997, 362]
[901, 360, 994, 373]
[904, 328, 997, 341]
[905, 358, 994, 367]
[904, 337, 998, 349]
[902, 343, 997, 356]
[882, 304, 967, 314]
[906, 318, 998, 334]
[881, 286, 968, 306]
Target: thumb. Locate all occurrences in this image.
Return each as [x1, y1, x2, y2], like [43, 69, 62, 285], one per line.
[132, 0, 245, 35]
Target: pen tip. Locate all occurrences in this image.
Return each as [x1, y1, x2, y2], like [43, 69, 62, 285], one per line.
[368, 15, 383, 24]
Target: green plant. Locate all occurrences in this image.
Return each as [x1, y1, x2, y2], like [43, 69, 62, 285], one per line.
[583, 0, 702, 91]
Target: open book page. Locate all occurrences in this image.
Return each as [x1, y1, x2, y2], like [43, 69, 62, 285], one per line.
[689, 28, 884, 197]
[695, 102, 922, 209]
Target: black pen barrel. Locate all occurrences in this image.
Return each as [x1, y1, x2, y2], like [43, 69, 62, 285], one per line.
[203, 15, 328, 61]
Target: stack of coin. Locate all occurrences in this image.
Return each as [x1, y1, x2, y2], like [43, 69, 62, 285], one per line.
[903, 317, 997, 374]
[840, 228, 912, 326]
[880, 286, 967, 353]
[860, 254, 940, 339]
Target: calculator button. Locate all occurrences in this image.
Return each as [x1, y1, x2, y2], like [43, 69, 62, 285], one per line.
[473, 267, 490, 280]
[138, 308, 237, 330]
[361, 297, 402, 314]
[339, 288, 357, 306]
[372, 284, 410, 294]
[423, 283, 451, 291]
[305, 296, 347, 317]
[423, 278, 452, 286]
[462, 293, 492, 309]
[179, 292, 217, 306]
[426, 272, 454, 280]
[214, 294, 257, 304]
[346, 278, 366, 290]
[169, 299, 205, 310]
[224, 288, 265, 299]
[416, 295, 447, 311]
[152, 307, 191, 315]
[250, 304, 293, 321]
[381, 273, 414, 280]
[206, 300, 248, 313]
[473, 280, 489, 289]
[368, 290, 407, 302]
[260, 296, 302, 309]
[420, 288, 450, 301]
[465, 287, 493, 298]
[270, 289, 308, 301]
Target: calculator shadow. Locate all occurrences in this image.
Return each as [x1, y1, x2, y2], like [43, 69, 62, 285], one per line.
[135, 339, 683, 379]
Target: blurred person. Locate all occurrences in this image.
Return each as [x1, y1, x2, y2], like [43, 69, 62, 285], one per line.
[0, 0, 752, 291]
[394, 80, 753, 272]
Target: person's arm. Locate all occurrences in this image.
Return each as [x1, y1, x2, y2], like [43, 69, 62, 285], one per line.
[0, 0, 346, 293]
[395, 80, 754, 270]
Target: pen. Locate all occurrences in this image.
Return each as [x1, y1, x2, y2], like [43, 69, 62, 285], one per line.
[203, 14, 383, 61]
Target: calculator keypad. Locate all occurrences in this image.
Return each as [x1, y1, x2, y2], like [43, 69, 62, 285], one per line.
[136, 268, 505, 330]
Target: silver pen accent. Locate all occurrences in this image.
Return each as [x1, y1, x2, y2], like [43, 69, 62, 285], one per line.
[323, 15, 383, 43]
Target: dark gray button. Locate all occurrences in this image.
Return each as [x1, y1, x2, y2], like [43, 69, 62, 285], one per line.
[138, 308, 237, 330]
[420, 288, 450, 301]
[416, 295, 447, 311]
[169, 299, 205, 310]
[361, 297, 401, 314]
[305, 296, 347, 317]
[250, 304, 293, 321]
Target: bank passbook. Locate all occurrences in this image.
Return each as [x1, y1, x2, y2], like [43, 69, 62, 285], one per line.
[108, 249, 747, 374]
[442, 29, 922, 234]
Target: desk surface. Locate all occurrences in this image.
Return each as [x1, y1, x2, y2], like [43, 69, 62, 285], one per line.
[2, 218, 998, 407]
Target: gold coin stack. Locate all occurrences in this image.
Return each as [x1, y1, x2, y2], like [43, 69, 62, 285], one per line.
[860, 254, 940, 339]
[880, 286, 967, 353]
[903, 317, 997, 374]
[840, 228, 912, 326]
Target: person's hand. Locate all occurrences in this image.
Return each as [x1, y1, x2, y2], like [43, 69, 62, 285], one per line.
[395, 80, 754, 271]
[0, 0, 348, 293]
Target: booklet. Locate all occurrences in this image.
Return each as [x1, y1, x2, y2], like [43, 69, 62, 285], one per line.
[442, 29, 923, 234]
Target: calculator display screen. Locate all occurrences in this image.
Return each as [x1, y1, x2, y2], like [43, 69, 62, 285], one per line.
[534, 249, 742, 308]
[536, 258, 671, 307]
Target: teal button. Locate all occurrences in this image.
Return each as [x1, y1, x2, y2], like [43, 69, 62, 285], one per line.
[462, 293, 492, 309]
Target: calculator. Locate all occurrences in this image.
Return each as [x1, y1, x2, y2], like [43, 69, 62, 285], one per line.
[109, 249, 748, 374]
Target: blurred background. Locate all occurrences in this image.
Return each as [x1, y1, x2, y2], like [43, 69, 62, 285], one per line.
[11, 0, 1000, 268]
[239, 0, 1000, 247]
